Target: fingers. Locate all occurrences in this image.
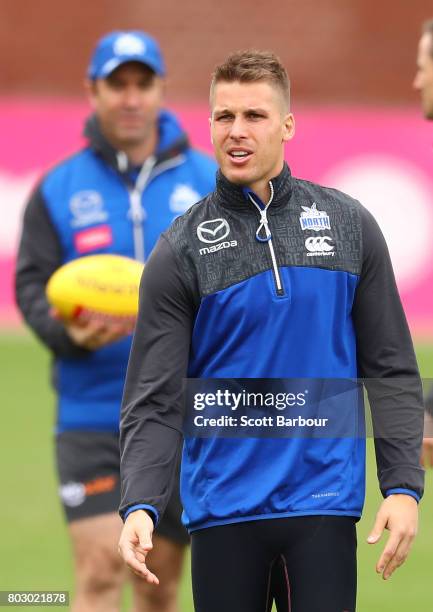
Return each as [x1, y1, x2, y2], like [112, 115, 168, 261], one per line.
[118, 511, 159, 584]
[377, 532, 414, 580]
[94, 323, 133, 347]
[64, 316, 134, 349]
[65, 318, 107, 348]
[86, 324, 122, 349]
[134, 547, 159, 583]
[367, 508, 387, 544]
[118, 538, 159, 584]
[136, 523, 153, 552]
[369, 496, 418, 579]
[74, 309, 136, 332]
[49, 307, 61, 320]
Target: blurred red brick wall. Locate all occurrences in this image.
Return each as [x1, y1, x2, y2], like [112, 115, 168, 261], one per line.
[0, 0, 431, 103]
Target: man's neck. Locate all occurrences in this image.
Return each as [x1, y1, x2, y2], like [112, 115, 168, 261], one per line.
[249, 182, 271, 204]
[120, 130, 158, 166]
[246, 163, 284, 204]
[102, 125, 159, 167]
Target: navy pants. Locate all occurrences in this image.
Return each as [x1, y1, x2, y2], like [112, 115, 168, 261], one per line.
[191, 516, 357, 612]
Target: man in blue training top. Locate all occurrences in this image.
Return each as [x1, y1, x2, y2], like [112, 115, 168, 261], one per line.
[16, 30, 216, 612]
[118, 49, 424, 612]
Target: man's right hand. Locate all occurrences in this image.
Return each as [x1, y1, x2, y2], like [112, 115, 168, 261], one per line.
[51, 308, 135, 350]
[65, 318, 134, 350]
[118, 510, 159, 584]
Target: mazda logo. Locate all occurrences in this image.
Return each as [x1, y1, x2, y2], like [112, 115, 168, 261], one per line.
[197, 219, 230, 244]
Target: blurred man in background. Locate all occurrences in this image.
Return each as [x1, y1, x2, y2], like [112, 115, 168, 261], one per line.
[413, 18, 433, 467]
[15, 30, 215, 612]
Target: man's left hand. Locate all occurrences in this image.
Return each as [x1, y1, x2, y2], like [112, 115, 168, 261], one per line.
[367, 494, 418, 580]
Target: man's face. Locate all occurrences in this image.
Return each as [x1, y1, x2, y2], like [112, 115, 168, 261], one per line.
[413, 33, 433, 119]
[210, 80, 294, 192]
[87, 62, 164, 148]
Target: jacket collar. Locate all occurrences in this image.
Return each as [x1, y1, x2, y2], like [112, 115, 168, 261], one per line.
[83, 110, 189, 178]
[215, 163, 293, 213]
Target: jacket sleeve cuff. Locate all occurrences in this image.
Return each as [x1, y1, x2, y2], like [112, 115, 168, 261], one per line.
[385, 488, 420, 503]
[123, 504, 159, 525]
[378, 465, 424, 501]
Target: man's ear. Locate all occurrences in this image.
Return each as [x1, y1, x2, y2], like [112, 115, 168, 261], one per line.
[282, 113, 295, 142]
[84, 79, 98, 109]
[159, 77, 167, 97]
[209, 116, 214, 145]
[154, 76, 166, 104]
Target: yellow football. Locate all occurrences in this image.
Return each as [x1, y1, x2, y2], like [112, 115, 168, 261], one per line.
[46, 254, 144, 321]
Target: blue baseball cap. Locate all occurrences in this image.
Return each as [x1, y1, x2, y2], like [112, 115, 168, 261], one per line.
[87, 31, 166, 80]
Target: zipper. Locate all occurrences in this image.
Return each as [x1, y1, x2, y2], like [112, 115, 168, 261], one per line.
[247, 183, 285, 296]
[117, 151, 185, 263]
[129, 188, 147, 263]
[128, 156, 155, 262]
[148, 153, 186, 181]
[267, 234, 283, 295]
[124, 154, 185, 262]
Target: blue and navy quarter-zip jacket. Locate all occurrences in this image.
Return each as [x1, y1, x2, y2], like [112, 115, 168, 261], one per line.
[120, 164, 424, 531]
[15, 110, 217, 432]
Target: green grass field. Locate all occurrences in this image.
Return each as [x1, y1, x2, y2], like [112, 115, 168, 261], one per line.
[1, 330, 432, 611]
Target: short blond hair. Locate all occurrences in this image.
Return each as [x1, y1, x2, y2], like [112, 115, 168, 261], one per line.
[210, 50, 290, 110]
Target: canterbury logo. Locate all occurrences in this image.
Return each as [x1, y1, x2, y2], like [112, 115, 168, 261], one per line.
[305, 236, 335, 254]
[197, 218, 230, 243]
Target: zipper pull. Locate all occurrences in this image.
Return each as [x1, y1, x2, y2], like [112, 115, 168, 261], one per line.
[129, 189, 146, 225]
[256, 209, 272, 242]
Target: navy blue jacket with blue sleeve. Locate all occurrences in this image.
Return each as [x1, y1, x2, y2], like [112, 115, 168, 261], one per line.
[119, 164, 424, 531]
[15, 110, 217, 433]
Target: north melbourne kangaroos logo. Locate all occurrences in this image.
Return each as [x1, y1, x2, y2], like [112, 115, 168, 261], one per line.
[170, 184, 201, 214]
[70, 191, 108, 228]
[113, 34, 146, 56]
[299, 203, 331, 231]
